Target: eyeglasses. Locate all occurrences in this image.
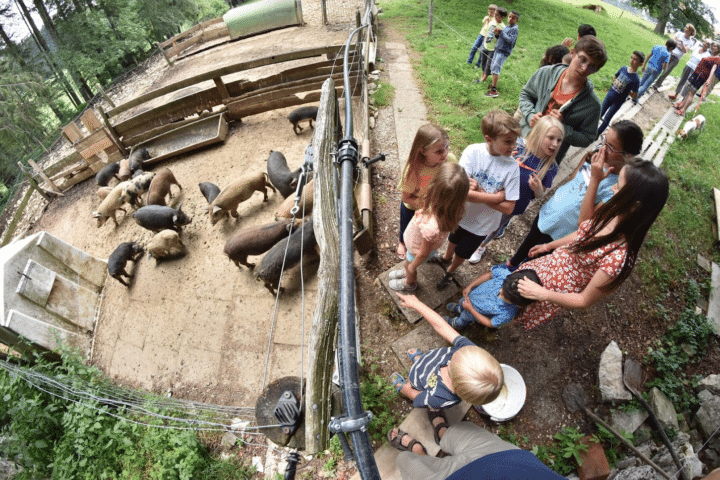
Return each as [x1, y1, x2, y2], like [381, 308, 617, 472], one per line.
[575, 53, 599, 74]
[599, 134, 625, 155]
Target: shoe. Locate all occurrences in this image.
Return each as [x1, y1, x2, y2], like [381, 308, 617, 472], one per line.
[668, 93, 677, 100]
[446, 302, 463, 314]
[389, 278, 417, 291]
[472, 79, 481, 84]
[494, 222, 508, 239]
[407, 348, 423, 362]
[469, 246, 486, 264]
[443, 315, 470, 329]
[389, 270, 406, 280]
[430, 253, 450, 269]
[427, 409, 449, 445]
[437, 273, 453, 290]
[485, 88, 498, 98]
[473, 65, 480, 69]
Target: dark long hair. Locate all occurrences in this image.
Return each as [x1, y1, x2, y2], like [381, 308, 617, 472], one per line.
[571, 159, 669, 291]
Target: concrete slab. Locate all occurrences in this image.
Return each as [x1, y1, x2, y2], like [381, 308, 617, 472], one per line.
[707, 262, 720, 334]
[379, 261, 459, 323]
[391, 321, 451, 371]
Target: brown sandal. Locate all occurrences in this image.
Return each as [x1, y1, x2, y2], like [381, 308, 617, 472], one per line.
[427, 409, 449, 445]
[387, 428, 427, 454]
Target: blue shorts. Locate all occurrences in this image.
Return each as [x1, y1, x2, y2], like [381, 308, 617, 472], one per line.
[490, 52, 509, 75]
[448, 226, 486, 259]
[406, 249, 438, 264]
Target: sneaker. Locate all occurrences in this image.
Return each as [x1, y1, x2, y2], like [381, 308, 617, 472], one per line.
[389, 270, 406, 280]
[446, 302, 463, 314]
[443, 316, 471, 329]
[485, 88, 498, 98]
[436, 273, 453, 290]
[494, 222, 507, 239]
[468, 246, 486, 264]
[389, 278, 417, 291]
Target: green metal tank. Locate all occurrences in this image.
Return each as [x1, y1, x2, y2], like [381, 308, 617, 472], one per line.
[223, 0, 304, 40]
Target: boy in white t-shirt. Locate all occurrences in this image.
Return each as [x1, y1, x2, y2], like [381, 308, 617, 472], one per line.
[436, 110, 521, 290]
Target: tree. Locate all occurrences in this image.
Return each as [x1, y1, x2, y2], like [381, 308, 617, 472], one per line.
[629, 0, 715, 37]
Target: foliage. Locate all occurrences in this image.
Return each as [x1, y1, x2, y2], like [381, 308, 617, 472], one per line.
[626, 0, 714, 36]
[360, 364, 403, 444]
[592, 424, 633, 466]
[0, 345, 253, 479]
[645, 309, 716, 412]
[529, 427, 588, 475]
[372, 80, 395, 108]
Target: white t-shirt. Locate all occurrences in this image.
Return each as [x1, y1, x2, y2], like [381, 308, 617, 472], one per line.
[671, 31, 696, 59]
[687, 47, 711, 71]
[458, 143, 520, 236]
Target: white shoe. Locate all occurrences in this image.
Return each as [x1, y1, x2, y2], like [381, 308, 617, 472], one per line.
[389, 270, 406, 280]
[468, 246, 486, 264]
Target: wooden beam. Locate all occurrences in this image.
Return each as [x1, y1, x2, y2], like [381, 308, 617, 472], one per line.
[156, 41, 174, 67]
[213, 77, 230, 100]
[28, 160, 63, 195]
[17, 162, 49, 201]
[97, 106, 127, 156]
[96, 83, 115, 109]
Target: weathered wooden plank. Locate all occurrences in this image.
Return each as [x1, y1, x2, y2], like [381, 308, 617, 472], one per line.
[107, 45, 352, 118]
[232, 74, 360, 106]
[305, 78, 339, 454]
[121, 108, 226, 148]
[74, 128, 112, 154]
[97, 106, 127, 156]
[160, 17, 224, 49]
[57, 168, 95, 191]
[62, 123, 83, 144]
[714, 188, 720, 242]
[28, 160, 62, 195]
[50, 158, 92, 182]
[232, 69, 359, 102]
[80, 110, 103, 132]
[44, 152, 83, 177]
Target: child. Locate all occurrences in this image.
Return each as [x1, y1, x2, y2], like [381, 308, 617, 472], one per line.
[597, 51, 643, 135]
[391, 292, 504, 414]
[436, 110, 521, 290]
[486, 10, 519, 98]
[539, 44, 570, 67]
[444, 267, 542, 329]
[389, 163, 470, 291]
[468, 115, 563, 263]
[653, 24, 696, 90]
[467, 4, 497, 67]
[478, 7, 507, 84]
[396, 124, 455, 259]
[561, 24, 596, 49]
[637, 39, 676, 99]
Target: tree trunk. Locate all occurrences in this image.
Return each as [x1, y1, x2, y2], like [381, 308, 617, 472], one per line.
[654, 0, 670, 34]
[0, 24, 27, 68]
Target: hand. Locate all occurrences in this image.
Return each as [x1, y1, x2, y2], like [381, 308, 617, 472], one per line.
[641, 66, 645, 73]
[561, 37, 574, 48]
[468, 178, 480, 191]
[529, 112, 543, 128]
[517, 277, 548, 301]
[494, 26, 502, 35]
[462, 296, 473, 311]
[528, 173, 543, 197]
[548, 109, 563, 121]
[528, 243, 552, 258]
[590, 146, 614, 181]
[396, 292, 420, 309]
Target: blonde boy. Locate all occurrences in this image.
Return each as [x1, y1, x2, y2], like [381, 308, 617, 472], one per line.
[467, 4, 497, 67]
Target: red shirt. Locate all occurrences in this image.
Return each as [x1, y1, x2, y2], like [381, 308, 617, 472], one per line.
[694, 56, 720, 82]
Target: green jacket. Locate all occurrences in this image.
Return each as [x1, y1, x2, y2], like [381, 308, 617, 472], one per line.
[518, 64, 600, 162]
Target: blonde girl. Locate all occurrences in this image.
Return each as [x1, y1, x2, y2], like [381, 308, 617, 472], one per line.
[396, 124, 454, 259]
[468, 116, 564, 263]
[389, 162, 469, 291]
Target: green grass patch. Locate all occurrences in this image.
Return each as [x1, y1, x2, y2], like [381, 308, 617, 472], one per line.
[373, 80, 396, 107]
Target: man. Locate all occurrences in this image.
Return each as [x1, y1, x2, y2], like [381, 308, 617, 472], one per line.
[653, 24, 696, 90]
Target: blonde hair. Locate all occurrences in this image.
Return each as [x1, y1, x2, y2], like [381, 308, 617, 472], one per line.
[521, 115, 564, 181]
[685, 24, 696, 37]
[481, 110, 522, 139]
[421, 162, 469, 232]
[404, 123, 449, 184]
[450, 346, 504, 405]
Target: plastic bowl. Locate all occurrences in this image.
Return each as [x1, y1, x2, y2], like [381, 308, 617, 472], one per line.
[479, 364, 526, 422]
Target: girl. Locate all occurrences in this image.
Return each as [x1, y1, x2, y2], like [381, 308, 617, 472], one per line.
[515, 159, 669, 329]
[469, 116, 563, 263]
[389, 162, 469, 291]
[396, 124, 454, 259]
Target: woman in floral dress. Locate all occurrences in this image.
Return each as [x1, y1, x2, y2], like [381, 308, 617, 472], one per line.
[514, 159, 669, 329]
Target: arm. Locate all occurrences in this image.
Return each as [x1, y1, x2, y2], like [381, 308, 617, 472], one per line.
[641, 55, 649, 73]
[498, 26, 518, 45]
[528, 230, 579, 257]
[466, 188, 505, 205]
[517, 267, 615, 309]
[401, 190, 421, 210]
[488, 199, 516, 215]
[396, 293, 460, 344]
[461, 298, 495, 328]
[528, 173, 544, 198]
[462, 270, 493, 298]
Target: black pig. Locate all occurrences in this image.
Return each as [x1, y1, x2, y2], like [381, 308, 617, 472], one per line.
[108, 242, 144, 286]
[255, 219, 316, 294]
[287, 106, 318, 135]
[267, 150, 302, 198]
[95, 162, 120, 187]
[132, 204, 192, 232]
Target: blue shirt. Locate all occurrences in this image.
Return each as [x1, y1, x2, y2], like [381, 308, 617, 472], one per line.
[495, 24, 518, 56]
[468, 264, 518, 327]
[538, 162, 617, 240]
[511, 145, 558, 216]
[609, 66, 640, 98]
[648, 44, 670, 71]
[446, 450, 565, 480]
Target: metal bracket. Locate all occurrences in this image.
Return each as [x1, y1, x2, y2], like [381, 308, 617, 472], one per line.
[336, 138, 359, 166]
[274, 390, 301, 435]
[328, 411, 373, 434]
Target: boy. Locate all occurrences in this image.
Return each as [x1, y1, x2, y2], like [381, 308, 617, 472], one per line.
[562, 23, 596, 49]
[392, 292, 504, 411]
[436, 110, 521, 290]
[653, 24, 696, 90]
[477, 7, 507, 83]
[518, 35, 608, 163]
[444, 266, 542, 329]
[597, 51, 643, 134]
[467, 4, 497, 67]
[637, 39, 676, 99]
[486, 10, 519, 98]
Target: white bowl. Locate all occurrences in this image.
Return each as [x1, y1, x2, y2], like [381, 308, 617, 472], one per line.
[480, 364, 526, 422]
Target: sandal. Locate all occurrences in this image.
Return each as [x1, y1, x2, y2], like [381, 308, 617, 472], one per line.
[407, 348, 423, 363]
[389, 270, 407, 280]
[389, 278, 418, 291]
[436, 272, 453, 290]
[387, 428, 427, 454]
[390, 372, 405, 392]
[446, 302, 463, 314]
[427, 409, 449, 445]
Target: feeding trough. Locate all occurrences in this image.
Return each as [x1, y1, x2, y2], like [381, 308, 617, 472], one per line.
[478, 364, 526, 422]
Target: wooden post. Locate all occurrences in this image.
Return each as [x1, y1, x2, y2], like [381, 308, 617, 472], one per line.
[428, 0, 434, 36]
[97, 106, 127, 156]
[320, 0, 328, 24]
[156, 41, 174, 67]
[213, 77, 230, 100]
[28, 160, 63, 195]
[305, 78, 340, 453]
[95, 83, 115, 109]
[17, 162, 49, 201]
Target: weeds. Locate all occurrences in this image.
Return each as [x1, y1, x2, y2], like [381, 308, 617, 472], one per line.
[360, 365, 403, 444]
[373, 81, 395, 108]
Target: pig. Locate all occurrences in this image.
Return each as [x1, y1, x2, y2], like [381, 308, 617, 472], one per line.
[129, 148, 150, 172]
[145, 167, 182, 206]
[199, 182, 221, 204]
[97, 186, 113, 200]
[275, 180, 313, 219]
[118, 159, 132, 181]
[93, 181, 130, 227]
[287, 106, 318, 135]
[107, 242, 144, 286]
[133, 204, 192, 232]
[120, 171, 156, 208]
[147, 229, 187, 263]
[223, 218, 303, 269]
[267, 150, 302, 198]
[677, 114, 705, 140]
[209, 172, 276, 225]
[255, 219, 316, 294]
[95, 162, 120, 186]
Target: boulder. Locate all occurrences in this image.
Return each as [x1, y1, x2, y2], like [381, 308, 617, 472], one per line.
[648, 387, 679, 431]
[599, 342, 631, 402]
[611, 465, 662, 480]
[699, 374, 720, 396]
[610, 409, 648, 436]
[696, 394, 720, 439]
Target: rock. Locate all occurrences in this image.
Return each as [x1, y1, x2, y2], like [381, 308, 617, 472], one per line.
[611, 465, 663, 479]
[369, 116, 376, 129]
[221, 432, 237, 449]
[577, 436, 610, 480]
[252, 456, 263, 473]
[614, 458, 639, 470]
[699, 374, 720, 396]
[565, 474, 580, 480]
[610, 408, 649, 435]
[599, 341, 632, 402]
[696, 394, 720, 439]
[699, 390, 715, 403]
[648, 387, 679, 430]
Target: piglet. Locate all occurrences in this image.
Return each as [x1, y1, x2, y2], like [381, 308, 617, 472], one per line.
[129, 148, 150, 172]
[133, 204, 192, 232]
[120, 171, 156, 208]
[198, 182, 221, 205]
[107, 242, 144, 286]
[146, 167, 182, 206]
[224, 218, 303, 269]
[275, 180, 314, 220]
[93, 181, 129, 228]
[147, 229, 187, 263]
[255, 219, 316, 294]
[287, 106, 318, 135]
[267, 150, 302, 198]
[118, 159, 132, 181]
[95, 162, 120, 187]
[209, 172, 276, 225]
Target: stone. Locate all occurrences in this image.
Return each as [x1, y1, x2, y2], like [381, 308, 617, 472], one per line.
[614, 458, 639, 470]
[610, 408, 649, 436]
[699, 374, 720, 396]
[696, 394, 720, 439]
[251, 456, 263, 473]
[648, 387, 679, 431]
[578, 436, 610, 480]
[611, 465, 662, 479]
[221, 432, 237, 449]
[599, 342, 632, 402]
[700, 390, 715, 403]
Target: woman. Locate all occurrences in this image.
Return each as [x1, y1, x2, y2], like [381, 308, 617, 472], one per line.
[514, 159, 669, 329]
